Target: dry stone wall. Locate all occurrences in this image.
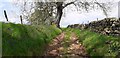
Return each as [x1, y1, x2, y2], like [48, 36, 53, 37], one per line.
[67, 18, 120, 37]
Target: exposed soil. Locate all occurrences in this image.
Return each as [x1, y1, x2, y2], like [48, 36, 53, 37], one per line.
[44, 32, 89, 58]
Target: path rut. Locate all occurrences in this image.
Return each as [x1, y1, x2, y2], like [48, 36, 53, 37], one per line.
[44, 32, 89, 58]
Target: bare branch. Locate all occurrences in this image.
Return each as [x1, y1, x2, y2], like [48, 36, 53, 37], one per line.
[63, 1, 75, 8]
[95, 2, 108, 17]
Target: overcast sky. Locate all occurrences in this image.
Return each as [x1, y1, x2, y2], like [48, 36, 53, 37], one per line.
[0, 0, 119, 27]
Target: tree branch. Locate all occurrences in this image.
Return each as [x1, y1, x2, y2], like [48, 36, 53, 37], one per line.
[63, 1, 76, 8]
[94, 2, 108, 17]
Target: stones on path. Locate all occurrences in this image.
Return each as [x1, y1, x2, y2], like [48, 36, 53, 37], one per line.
[44, 33, 65, 56]
[58, 47, 64, 51]
[44, 32, 88, 57]
[49, 50, 58, 56]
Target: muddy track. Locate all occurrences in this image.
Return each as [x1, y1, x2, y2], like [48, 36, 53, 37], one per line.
[44, 32, 89, 58]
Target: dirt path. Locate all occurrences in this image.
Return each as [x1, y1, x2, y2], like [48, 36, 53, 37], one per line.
[44, 32, 88, 58]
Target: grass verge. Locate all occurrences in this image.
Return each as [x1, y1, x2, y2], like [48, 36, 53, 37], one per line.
[2, 22, 61, 56]
[63, 28, 120, 57]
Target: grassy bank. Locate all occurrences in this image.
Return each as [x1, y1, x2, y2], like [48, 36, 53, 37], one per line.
[63, 28, 120, 57]
[2, 22, 61, 56]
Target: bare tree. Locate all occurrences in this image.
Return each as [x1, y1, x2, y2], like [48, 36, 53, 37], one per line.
[15, 0, 112, 28]
[54, 0, 112, 28]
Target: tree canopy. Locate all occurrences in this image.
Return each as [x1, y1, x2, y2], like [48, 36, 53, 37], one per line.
[16, 0, 113, 27]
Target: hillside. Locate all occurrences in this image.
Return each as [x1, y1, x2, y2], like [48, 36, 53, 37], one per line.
[2, 22, 61, 56]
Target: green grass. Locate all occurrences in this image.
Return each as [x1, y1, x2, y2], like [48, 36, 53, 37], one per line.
[1, 22, 61, 56]
[0, 22, 2, 56]
[64, 28, 120, 57]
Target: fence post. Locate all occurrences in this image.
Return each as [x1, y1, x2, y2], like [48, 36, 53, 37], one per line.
[4, 10, 8, 22]
[20, 15, 23, 24]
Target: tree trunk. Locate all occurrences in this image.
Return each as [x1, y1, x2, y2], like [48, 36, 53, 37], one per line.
[56, 9, 63, 28]
[56, 2, 63, 29]
[55, 2, 74, 28]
